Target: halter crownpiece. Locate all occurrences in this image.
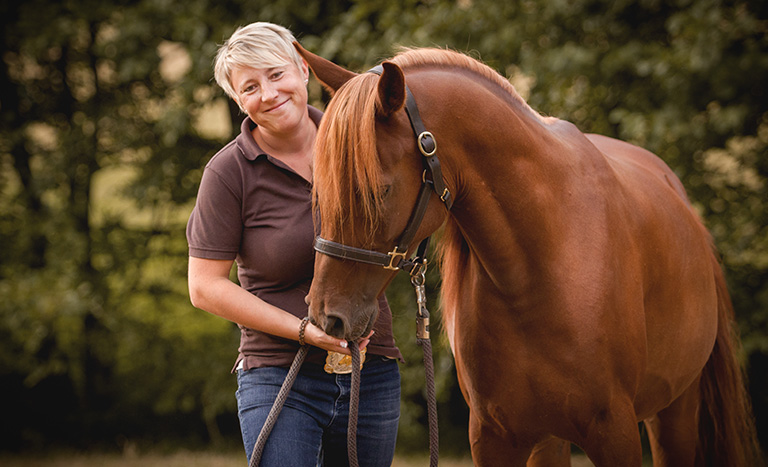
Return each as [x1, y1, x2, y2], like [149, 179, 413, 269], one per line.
[368, 64, 452, 210]
[313, 65, 452, 274]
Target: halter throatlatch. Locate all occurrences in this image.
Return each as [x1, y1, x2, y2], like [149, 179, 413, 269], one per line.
[313, 65, 453, 276]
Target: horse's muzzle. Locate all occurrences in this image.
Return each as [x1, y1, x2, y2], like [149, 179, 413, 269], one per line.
[312, 305, 378, 341]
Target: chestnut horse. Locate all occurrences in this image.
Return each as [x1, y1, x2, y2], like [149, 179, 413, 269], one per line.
[296, 43, 760, 466]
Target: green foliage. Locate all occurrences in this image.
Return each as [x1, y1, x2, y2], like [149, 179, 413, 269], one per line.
[2, 0, 766, 456]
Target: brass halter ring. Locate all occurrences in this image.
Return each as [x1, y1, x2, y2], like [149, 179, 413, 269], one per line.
[418, 131, 437, 157]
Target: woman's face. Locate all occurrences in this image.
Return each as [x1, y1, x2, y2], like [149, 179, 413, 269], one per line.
[230, 59, 309, 136]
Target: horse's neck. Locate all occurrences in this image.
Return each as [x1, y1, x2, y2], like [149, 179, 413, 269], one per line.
[443, 115, 607, 294]
[413, 72, 610, 292]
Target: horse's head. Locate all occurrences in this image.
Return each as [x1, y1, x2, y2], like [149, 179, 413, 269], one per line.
[295, 43, 450, 340]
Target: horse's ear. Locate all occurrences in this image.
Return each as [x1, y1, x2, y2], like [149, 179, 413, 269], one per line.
[375, 61, 406, 118]
[293, 42, 357, 93]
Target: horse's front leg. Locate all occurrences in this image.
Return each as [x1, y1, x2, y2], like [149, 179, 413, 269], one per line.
[578, 396, 643, 467]
[527, 436, 572, 467]
[469, 411, 533, 467]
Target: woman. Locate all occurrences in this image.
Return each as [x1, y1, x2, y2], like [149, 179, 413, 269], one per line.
[186, 22, 402, 466]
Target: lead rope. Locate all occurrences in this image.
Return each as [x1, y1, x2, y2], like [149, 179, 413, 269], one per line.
[348, 343, 362, 467]
[248, 345, 308, 467]
[250, 272, 439, 467]
[412, 266, 440, 467]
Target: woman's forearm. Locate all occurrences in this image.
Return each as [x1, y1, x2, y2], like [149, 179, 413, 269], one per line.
[187, 257, 355, 352]
[191, 275, 299, 339]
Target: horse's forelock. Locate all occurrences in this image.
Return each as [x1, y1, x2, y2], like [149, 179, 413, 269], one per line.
[313, 73, 385, 244]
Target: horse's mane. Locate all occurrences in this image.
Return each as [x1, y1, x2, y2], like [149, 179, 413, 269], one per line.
[313, 47, 531, 247]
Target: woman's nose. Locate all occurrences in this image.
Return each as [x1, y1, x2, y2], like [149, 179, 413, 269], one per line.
[260, 82, 278, 101]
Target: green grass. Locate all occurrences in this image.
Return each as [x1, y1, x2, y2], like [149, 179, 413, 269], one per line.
[0, 451, 598, 466]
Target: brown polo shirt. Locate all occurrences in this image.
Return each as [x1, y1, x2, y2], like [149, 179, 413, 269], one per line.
[186, 107, 402, 371]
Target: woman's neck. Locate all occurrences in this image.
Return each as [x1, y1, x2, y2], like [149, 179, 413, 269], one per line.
[253, 117, 316, 180]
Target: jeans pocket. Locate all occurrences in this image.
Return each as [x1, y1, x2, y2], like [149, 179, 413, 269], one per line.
[236, 366, 288, 411]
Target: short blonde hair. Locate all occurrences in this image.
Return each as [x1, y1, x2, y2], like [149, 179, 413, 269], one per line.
[213, 22, 304, 104]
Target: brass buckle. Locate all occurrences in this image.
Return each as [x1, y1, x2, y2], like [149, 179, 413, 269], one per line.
[385, 247, 407, 270]
[440, 188, 450, 202]
[417, 131, 437, 157]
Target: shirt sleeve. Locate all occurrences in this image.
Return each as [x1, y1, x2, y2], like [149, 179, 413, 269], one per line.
[186, 165, 243, 260]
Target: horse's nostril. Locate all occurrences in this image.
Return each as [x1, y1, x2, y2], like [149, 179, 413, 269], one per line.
[325, 315, 347, 338]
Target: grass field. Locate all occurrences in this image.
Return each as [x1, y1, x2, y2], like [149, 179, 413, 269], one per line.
[0, 451, 597, 466]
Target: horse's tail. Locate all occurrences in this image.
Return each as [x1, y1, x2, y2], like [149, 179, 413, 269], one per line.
[696, 251, 762, 466]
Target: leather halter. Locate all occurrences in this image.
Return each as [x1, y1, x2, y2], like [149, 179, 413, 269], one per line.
[313, 65, 453, 275]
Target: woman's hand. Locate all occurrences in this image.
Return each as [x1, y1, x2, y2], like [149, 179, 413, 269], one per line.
[302, 321, 373, 355]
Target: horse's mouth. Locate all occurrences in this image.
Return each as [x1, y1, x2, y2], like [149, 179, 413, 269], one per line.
[310, 307, 378, 342]
[360, 310, 377, 340]
[344, 309, 378, 342]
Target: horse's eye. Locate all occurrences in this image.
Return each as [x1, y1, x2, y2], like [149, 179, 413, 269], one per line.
[382, 185, 392, 198]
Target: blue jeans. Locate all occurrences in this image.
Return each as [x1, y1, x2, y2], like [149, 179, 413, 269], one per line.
[236, 356, 400, 466]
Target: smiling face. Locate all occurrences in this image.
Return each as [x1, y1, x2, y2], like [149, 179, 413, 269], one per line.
[230, 61, 309, 136]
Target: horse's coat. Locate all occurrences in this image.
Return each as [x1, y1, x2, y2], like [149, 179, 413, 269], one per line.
[297, 43, 760, 466]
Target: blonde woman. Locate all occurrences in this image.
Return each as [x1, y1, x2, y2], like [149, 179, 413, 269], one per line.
[186, 22, 402, 466]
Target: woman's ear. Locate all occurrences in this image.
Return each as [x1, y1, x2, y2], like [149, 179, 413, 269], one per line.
[301, 58, 310, 83]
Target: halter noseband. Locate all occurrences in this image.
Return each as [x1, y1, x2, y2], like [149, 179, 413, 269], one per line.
[313, 65, 453, 275]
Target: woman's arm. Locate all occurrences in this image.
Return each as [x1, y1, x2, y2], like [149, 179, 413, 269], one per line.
[187, 256, 366, 353]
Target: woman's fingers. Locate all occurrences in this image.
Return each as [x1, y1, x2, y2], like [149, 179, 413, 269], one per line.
[305, 321, 350, 353]
[303, 322, 375, 355]
[357, 330, 375, 350]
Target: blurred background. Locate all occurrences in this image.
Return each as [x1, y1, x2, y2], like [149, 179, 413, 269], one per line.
[1, 0, 766, 463]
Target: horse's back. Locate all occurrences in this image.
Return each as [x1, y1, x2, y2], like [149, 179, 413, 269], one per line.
[585, 133, 689, 203]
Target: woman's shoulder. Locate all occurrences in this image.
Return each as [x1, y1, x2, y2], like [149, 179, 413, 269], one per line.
[206, 139, 243, 171]
[196, 139, 253, 199]
[204, 134, 263, 185]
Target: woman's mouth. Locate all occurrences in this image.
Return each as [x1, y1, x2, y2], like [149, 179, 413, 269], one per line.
[266, 99, 289, 112]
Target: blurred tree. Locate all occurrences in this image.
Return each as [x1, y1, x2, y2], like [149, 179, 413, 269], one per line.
[0, 0, 233, 449]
